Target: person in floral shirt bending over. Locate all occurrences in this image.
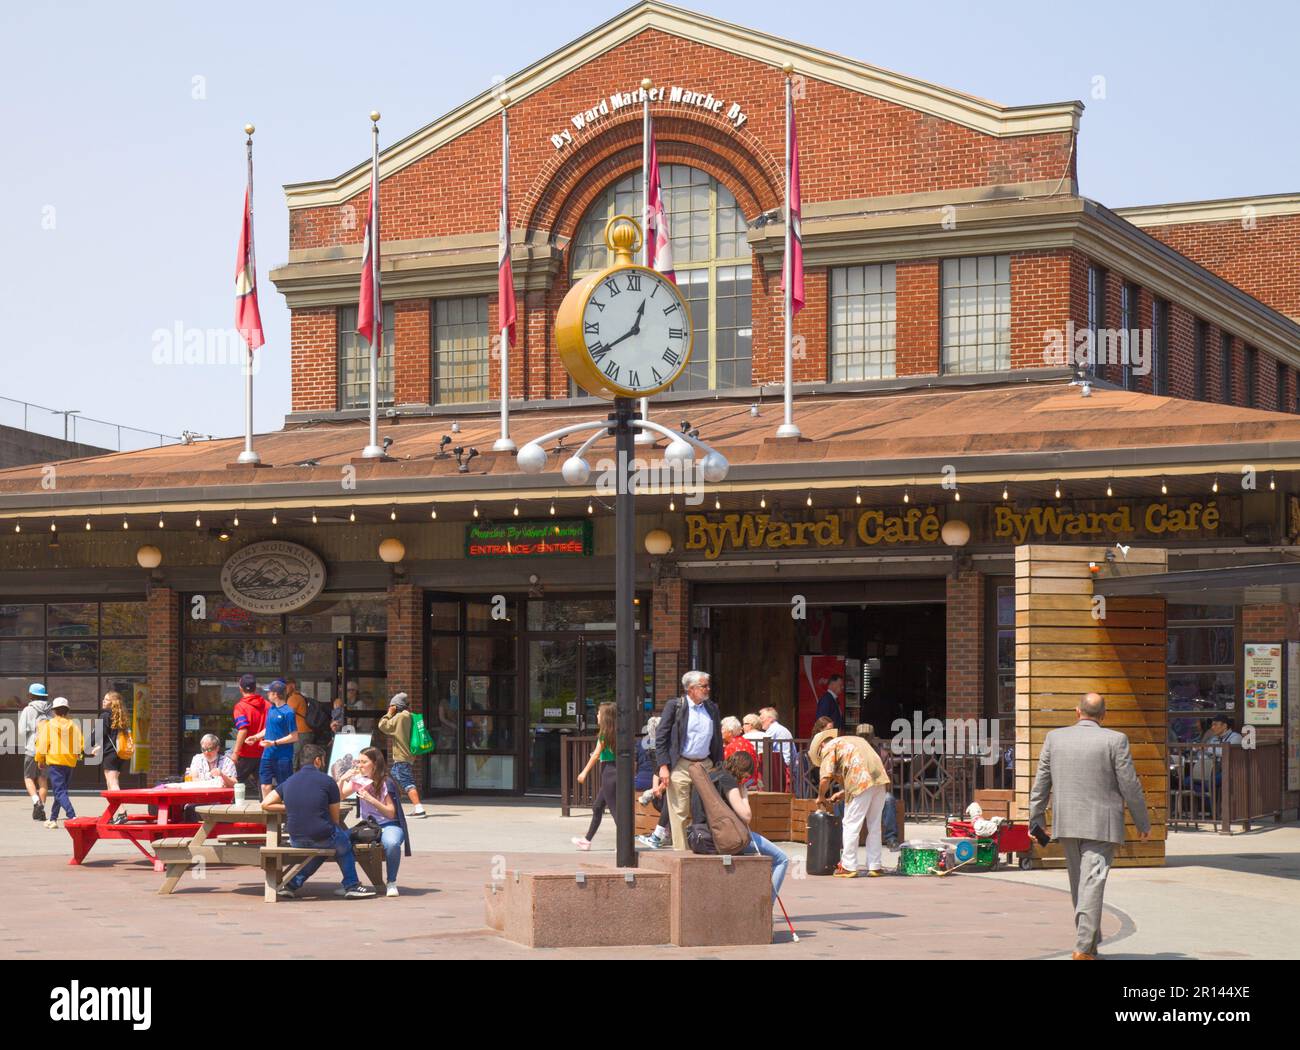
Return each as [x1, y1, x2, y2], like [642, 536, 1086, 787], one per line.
[809, 728, 891, 878]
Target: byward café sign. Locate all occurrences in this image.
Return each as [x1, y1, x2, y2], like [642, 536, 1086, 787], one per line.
[220, 541, 327, 614]
[684, 499, 1229, 560]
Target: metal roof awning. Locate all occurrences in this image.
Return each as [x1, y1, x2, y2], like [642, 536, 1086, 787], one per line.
[1095, 560, 1300, 605]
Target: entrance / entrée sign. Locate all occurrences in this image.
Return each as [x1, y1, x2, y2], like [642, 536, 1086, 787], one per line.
[465, 519, 593, 558]
[220, 540, 327, 614]
[549, 85, 748, 149]
[1243, 643, 1283, 726]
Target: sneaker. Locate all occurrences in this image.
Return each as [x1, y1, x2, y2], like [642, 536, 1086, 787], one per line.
[31, 802, 44, 822]
[386, 882, 399, 898]
[44, 820, 57, 830]
[571, 837, 591, 851]
[344, 884, 377, 899]
[636, 834, 665, 850]
[885, 838, 899, 850]
[409, 808, 428, 819]
[832, 864, 859, 878]
[867, 869, 885, 878]
[110, 813, 130, 826]
[638, 789, 655, 806]
[276, 886, 299, 899]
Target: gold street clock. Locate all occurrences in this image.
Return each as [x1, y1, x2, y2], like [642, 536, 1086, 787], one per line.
[556, 215, 693, 400]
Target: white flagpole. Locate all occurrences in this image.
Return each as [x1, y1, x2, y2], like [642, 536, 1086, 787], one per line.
[777, 65, 801, 439]
[636, 77, 655, 446]
[494, 95, 516, 452]
[362, 111, 385, 459]
[237, 124, 260, 464]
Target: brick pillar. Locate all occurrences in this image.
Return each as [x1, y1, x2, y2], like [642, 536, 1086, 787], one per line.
[945, 569, 984, 723]
[146, 586, 180, 780]
[652, 568, 690, 709]
[386, 583, 426, 792]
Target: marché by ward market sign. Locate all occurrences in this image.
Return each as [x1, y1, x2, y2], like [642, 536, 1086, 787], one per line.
[466, 520, 593, 558]
[684, 500, 1226, 560]
[549, 84, 748, 149]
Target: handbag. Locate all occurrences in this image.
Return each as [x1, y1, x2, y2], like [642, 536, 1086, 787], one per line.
[686, 763, 751, 855]
[115, 728, 135, 761]
[409, 713, 435, 756]
[349, 816, 384, 845]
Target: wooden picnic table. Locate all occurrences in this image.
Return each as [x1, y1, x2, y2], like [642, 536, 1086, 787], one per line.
[156, 799, 371, 900]
[64, 786, 239, 871]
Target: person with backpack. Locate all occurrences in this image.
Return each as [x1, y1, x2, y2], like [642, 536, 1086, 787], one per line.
[572, 701, 617, 851]
[689, 750, 788, 904]
[337, 745, 411, 898]
[18, 685, 51, 822]
[376, 693, 428, 818]
[283, 678, 310, 766]
[89, 690, 131, 792]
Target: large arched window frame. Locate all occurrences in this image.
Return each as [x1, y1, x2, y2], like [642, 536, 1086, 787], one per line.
[570, 165, 752, 392]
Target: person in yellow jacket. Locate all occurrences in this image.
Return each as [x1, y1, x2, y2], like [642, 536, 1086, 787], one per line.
[34, 697, 84, 829]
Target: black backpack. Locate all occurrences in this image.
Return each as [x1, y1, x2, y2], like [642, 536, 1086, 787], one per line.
[305, 698, 332, 741]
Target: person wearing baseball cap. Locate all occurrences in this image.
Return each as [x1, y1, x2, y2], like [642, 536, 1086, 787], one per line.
[18, 684, 52, 821]
[231, 674, 268, 796]
[246, 679, 298, 796]
[34, 697, 84, 829]
[377, 692, 427, 817]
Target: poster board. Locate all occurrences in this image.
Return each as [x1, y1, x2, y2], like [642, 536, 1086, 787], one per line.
[1287, 642, 1299, 792]
[1243, 643, 1283, 726]
[327, 732, 372, 780]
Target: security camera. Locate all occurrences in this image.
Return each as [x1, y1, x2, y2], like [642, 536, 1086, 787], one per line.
[382, 436, 394, 451]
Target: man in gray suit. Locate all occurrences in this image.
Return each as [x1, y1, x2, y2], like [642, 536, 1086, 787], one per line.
[1028, 692, 1151, 959]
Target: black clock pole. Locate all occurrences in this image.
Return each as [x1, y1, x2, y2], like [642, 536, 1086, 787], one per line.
[612, 395, 637, 868]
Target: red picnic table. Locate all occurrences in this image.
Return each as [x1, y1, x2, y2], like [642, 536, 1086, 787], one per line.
[64, 786, 259, 872]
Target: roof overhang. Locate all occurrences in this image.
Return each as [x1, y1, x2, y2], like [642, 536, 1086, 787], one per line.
[1095, 560, 1300, 605]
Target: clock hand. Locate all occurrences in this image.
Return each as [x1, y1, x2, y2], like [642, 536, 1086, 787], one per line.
[602, 300, 648, 351]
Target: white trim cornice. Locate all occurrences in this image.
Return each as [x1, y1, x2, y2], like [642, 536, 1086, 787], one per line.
[281, 1, 1082, 212]
[1117, 193, 1300, 228]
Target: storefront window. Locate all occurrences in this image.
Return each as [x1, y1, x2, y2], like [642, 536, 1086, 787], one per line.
[571, 165, 752, 391]
[1167, 604, 1237, 744]
[0, 600, 147, 789]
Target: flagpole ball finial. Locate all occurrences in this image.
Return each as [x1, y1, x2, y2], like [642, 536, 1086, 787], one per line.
[499, 93, 511, 108]
[244, 123, 255, 136]
[641, 77, 653, 90]
[782, 62, 795, 76]
[370, 110, 381, 123]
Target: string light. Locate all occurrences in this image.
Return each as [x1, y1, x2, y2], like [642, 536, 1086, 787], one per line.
[311, 511, 318, 524]
[759, 493, 767, 509]
[349, 508, 356, 523]
[548, 501, 555, 516]
[668, 497, 676, 512]
[1270, 473, 1276, 491]
[14, 521, 20, 533]
[158, 515, 164, 529]
[1160, 478, 1168, 495]
[194, 514, 201, 528]
[85, 519, 91, 531]
[50, 520, 56, 533]
[122, 517, 129, 531]
[430, 504, 438, 520]
[513, 502, 520, 517]
[714, 495, 721, 510]
[587, 500, 594, 515]
[473, 503, 480, 519]
[1002, 485, 1009, 501]
[271, 511, 278, 525]
[805, 492, 813, 508]
[1055, 481, 1062, 499]
[233, 513, 240, 527]
[903, 488, 910, 504]
[1212, 477, 1219, 493]
[389, 506, 397, 522]
[854, 489, 862, 506]
[1106, 480, 1113, 497]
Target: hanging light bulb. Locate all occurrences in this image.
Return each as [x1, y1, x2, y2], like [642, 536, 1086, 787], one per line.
[1212, 477, 1219, 494]
[1106, 480, 1113, 498]
[854, 489, 862, 506]
[668, 496, 676, 512]
[714, 495, 721, 510]
[549, 501, 555, 516]
[158, 515, 164, 529]
[50, 520, 57, 533]
[1002, 485, 1009, 501]
[389, 506, 397, 521]
[473, 503, 480, 519]
[311, 511, 318, 524]
[233, 513, 240, 527]
[430, 504, 438, 520]
[903, 489, 910, 504]
[1055, 481, 1062, 499]
[513, 502, 520, 517]
[587, 500, 594, 515]
[954, 489, 961, 502]
[122, 518, 129, 530]
[195, 514, 201, 528]
[1160, 478, 1168, 495]
[84, 519, 91, 531]
[759, 493, 767, 509]
[805, 492, 813, 508]
[271, 511, 278, 525]
[349, 508, 356, 523]
[1270, 473, 1276, 491]
[14, 521, 20, 533]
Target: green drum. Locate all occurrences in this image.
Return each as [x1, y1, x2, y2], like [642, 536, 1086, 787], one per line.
[949, 836, 998, 871]
[898, 841, 946, 876]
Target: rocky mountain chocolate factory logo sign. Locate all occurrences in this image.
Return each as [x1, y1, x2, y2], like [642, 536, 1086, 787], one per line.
[220, 541, 327, 614]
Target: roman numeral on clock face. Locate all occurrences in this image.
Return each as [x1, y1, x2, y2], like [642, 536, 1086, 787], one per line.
[625, 273, 641, 291]
[590, 298, 605, 312]
[668, 328, 684, 340]
[603, 279, 621, 297]
[663, 348, 680, 366]
[589, 343, 610, 362]
[652, 366, 664, 384]
[628, 370, 641, 388]
[604, 360, 620, 381]
[662, 302, 679, 316]
[584, 321, 599, 334]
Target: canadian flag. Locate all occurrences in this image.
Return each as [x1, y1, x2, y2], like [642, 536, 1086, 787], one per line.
[357, 155, 382, 350]
[781, 91, 804, 315]
[499, 110, 517, 347]
[645, 118, 675, 283]
[234, 184, 264, 350]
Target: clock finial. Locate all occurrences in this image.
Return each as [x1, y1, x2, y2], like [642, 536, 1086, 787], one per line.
[604, 213, 643, 265]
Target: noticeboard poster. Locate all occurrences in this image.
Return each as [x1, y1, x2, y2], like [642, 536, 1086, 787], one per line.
[1288, 643, 1299, 792]
[1243, 643, 1282, 726]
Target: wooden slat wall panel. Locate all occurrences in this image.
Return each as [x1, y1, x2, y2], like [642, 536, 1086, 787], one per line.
[1015, 544, 1167, 867]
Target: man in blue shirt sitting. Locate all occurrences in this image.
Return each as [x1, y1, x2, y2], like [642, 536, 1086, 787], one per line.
[248, 679, 298, 796]
[262, 744, 376, 899]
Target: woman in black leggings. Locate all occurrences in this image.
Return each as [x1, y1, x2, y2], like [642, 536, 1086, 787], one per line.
[571, 702, 617, 851]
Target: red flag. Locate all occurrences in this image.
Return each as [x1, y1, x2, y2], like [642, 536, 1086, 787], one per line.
[782, 92, 805, 315]
[358, 153, 382, 350]
[234, 185, 264, 350]
[498, 110, 517, 347]
[645, 118, 675, 283]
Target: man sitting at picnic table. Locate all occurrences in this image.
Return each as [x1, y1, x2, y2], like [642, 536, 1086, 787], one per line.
[261, 744, 376, 900]
[187, 734, 237, 787]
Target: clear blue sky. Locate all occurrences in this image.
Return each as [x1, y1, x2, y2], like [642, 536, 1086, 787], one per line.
[1, 0, 1295, 444]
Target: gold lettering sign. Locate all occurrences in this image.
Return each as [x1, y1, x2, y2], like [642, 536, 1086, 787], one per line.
[993, 501, 1220, 543]
[684, 509, 940, 560]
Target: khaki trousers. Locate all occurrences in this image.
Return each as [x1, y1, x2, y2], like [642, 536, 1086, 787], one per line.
[668, 756, 712, 850]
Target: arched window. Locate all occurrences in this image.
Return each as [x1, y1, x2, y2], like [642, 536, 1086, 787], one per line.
[571, 165, 752, 391]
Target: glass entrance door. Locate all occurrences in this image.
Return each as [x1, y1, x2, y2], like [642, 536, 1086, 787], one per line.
[525, 635, 621, 795]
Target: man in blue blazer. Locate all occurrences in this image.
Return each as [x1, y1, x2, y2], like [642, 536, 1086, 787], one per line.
[655, 670, 723, 851]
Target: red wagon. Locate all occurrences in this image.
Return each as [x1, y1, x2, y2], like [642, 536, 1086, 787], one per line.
[945, 817, 1035, 870]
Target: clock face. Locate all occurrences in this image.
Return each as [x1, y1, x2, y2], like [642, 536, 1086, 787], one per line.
[579, 267, 691, 394]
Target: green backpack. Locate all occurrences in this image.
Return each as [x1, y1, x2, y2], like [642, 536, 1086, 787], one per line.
[409, 713, 435, 756]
